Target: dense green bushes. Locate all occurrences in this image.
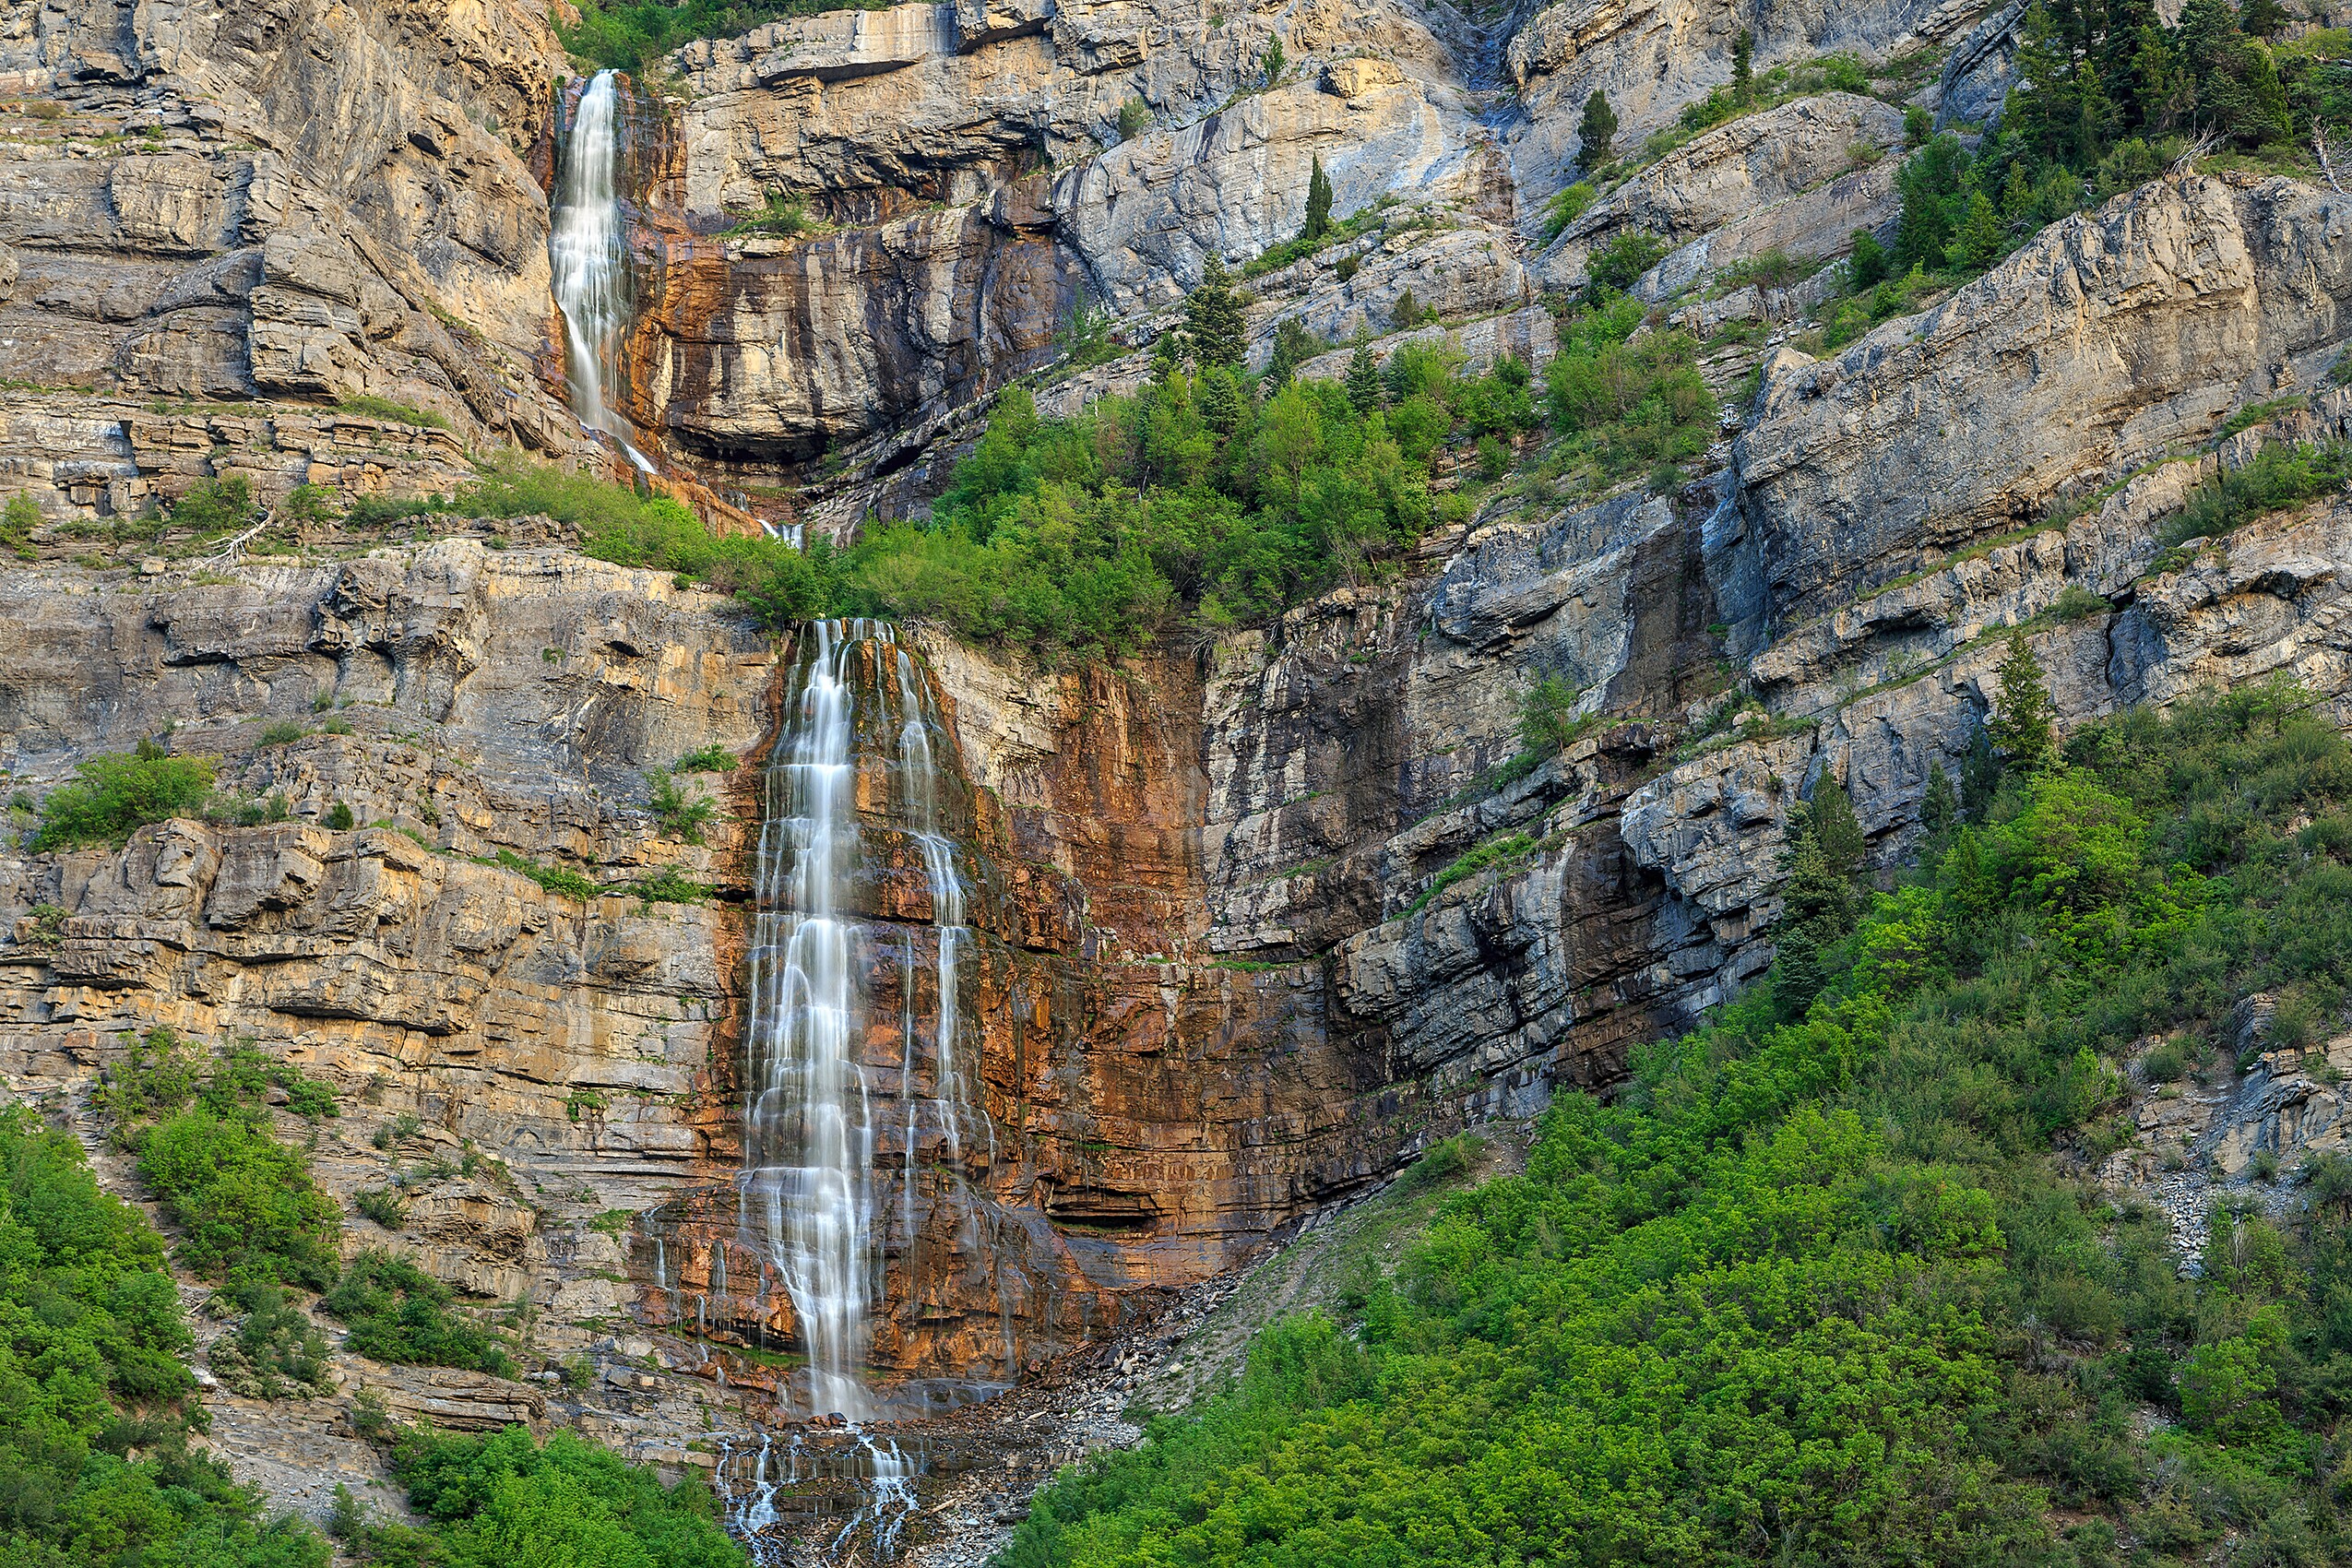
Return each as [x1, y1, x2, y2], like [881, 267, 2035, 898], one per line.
[107, 1034, 342, 1288]
[31, 743, 215, 849]
[0, 1056, 738, 1566]
[1542, 293, 1716, 488]
[336, 1426, 742, 1568]
[2162, 437, 2352, 549]
[0, 1109, 331, 1568]
[325, 1253, 518, 1379]
[1002, 681, 2352, 1565]
[529, 342, 1538, 654]
[1870, 5, 2352, 301]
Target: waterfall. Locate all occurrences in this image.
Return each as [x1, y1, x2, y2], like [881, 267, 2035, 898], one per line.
[748, 618, 876, 1421]
[742, 619, 977, 1424]
[550, 70, 652, 470]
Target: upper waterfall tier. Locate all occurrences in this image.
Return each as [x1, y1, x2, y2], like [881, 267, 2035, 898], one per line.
[551, 70, 651, 469]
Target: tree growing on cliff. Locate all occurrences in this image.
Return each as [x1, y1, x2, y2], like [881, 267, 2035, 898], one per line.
[1303, 155, 1334, 242]
[1990, 628, 2059, 773]
[1185, 256, 1247, 370]
[2240, 0, 2290, 38]
[1262, 34, 1286, 86]
[1577, 89, 1618, 169]
[1951, 189, 2006, 270]
[1732, 28, 1755, 103]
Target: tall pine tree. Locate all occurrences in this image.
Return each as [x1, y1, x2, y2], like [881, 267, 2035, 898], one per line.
[1345, 346, 1384, 412]
[1185, 255, 1247, 371]
[1303, 156, 1333, 241]
[1990, 628, 2058, 773]
[1577, 90, 1618, 168]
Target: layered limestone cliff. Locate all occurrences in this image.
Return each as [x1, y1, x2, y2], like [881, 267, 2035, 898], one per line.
[17, 0, 2352, 1559]
[0, 0, 589, 528]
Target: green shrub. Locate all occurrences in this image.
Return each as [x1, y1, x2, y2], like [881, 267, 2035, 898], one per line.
[1408, 831, 1538, 916]
[2163, 439, 2352, 548]
[355, 1186, 409, 1229]
[1586, 230, 1669, 292]
[725, 194, 818, 238]
[257, 719, 308, 746]
[169, 476, 255, 535]
[137, 1105, 341, 1286]
[388, 1425, 741, 1566]
[208, 1282, 332, 1400]
[280, 481, 341, 523]
[645, 768, 716, 843]
[324, 1252, 517, 1378]
[493, 849, 600, 901]
[327, 801, 355, 830]
[337, 394, 450, 431]
[0, 1110, 331, 1562]
[1542, 296, 1716, 481]
[1539, 181, 1597, 243]
[371, 338, 1531, 656]
[0, 493, 38, 559]
[1517, 674, 1587, 751]
[675, 743, 735, 773]
[630, 866, 710, 906]
[1116, 96, 1150, 140]
[32, 746, 216, 849]
[2050, 584, 2108, 622]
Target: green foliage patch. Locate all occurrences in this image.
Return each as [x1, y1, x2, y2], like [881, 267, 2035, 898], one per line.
[336, 395, 451, 431]
[323, 1252, 517, 1380]
[371, 1424, 744, 1567]
[32, 745, 216, 849]
[1004, 680, 2352, 1566]
[0, 1108, 333, 1567]
[1542, 294, 1717, 486]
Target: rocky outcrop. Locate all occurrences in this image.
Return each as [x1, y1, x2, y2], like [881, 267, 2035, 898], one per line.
[1728, 173, 2352, 636]
[1502, 0, 1962, 193]
[632, 0, 1501, 471]
[1540, 92, 1905, 287]
[0, 0, 583, 478]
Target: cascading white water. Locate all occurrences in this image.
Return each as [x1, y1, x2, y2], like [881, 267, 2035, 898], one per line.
[743, 619, 980, 1425]
[726, 618, 979, 1560]
[550, 70, 652, 469]
[747, 618, 879, 1421]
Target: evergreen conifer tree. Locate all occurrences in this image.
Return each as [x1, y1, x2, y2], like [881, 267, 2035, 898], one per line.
[1920, 761, 1958, 839]
[1771, 774, 1867, 1018]
[1732, 30, 1755, 102]
[1960, 724, 2002, 823]
[1345, 346, 1384, 412]
[2239, 0, 2289, 38]
[1198, 365, 1246, 435]
[1578, 90, 1618, 168]
[1185, 256, 1247, 370]
[1304, 156, 1333, 242]
[1953, 189, 2005, 270]
[1266, 318, 1315, 389]
[1990, 628, 2059, 773]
